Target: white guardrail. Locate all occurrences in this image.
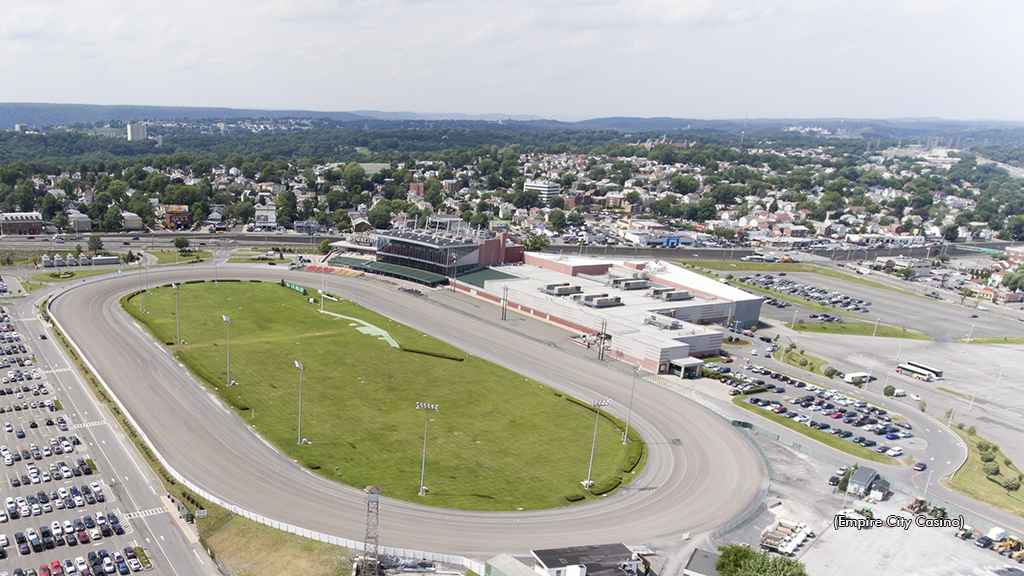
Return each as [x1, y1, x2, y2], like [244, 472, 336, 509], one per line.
[47, 285, 487, 575]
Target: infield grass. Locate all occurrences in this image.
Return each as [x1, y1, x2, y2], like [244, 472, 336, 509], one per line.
[123, 281, 640, 511]
[29, 269, 115, 283]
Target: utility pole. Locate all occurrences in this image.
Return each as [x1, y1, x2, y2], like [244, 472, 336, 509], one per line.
[501, 285, 509, 321]
[173, 283, 180, 344]
[962, 325, 974, 353]
[584, 399, 611, 489]
[416, 402, 439, 495]
[295, 361, 305, 444]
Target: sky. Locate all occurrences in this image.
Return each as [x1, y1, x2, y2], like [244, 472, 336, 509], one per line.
[1, 0, 1022, 121]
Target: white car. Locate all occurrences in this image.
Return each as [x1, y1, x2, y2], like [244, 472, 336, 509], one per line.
[751, 350, 758, 356]
[76, 557, 89, 573]
[51, 521, 62, 536]
[0, 533, 7, 547]
[128, 558, 143, 572]
[910, 393, 921, 401]
[63, 520, 75, 535]
[89, 528, 101, 541]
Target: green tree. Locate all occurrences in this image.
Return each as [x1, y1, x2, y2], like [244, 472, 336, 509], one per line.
[173, 236, 190, 252]
[524, 234, 550, 252]
[318, 239, 332, 254]
[368, 199, 392, 229]
[715, 545, 760, 576]
[102, 205, 123, 231]
[735, 553, 808, 576]
[943, 225, 960, 242]
[548, 196, 565, 209]
[52, 211, 69, 231]
[87, 235, 103, 252]
[549, 209, 566, 230]
[898, 268, 917, 281]
[342, 162, 366, 192]
[884, 385, 896, 397]
[984, 462, 1000, 476]
[1003, 476, 1021, 495]
[959, 287, 973, 306]
[74, 244, 83, 258]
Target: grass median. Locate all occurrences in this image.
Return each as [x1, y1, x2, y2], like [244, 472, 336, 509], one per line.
[29, 269, 116, 283]
[147, 250, 213, 265]
[733, 397, 892, 465]
[122, 280, 642, 511]
[946, 426, 1024, 517]
[786, 320, 930, 340]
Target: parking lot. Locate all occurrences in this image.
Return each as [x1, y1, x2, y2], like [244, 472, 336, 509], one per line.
[0, 306, 146, 576]
[708, 362, 921, 461]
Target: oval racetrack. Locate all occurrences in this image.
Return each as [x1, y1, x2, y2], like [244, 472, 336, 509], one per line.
[49, 267, 766, 558]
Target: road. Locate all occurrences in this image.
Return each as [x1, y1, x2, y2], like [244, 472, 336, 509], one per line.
[3, 285, 217, 576]
[46, 265, 767, 559]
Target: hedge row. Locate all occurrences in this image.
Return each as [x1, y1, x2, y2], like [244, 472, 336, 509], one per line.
[564, 491, 586, 502]
[589, 476, 622, 496]
[398, 345, 465, 361]
[184, 280, 205, 284]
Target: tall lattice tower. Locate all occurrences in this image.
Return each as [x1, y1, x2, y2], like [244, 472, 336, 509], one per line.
[363, 486, 382, 576]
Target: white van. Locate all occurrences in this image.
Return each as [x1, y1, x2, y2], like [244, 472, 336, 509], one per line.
[893, 389, 906, 397]
[887, 447, 904, 457]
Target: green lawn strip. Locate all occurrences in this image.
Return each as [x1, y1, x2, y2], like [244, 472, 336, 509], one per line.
[779, 347, 831, 376]
[957, 337, 1024, 345]
[945, 426, 1024, 517]
[147, 250, 213, 265]
[786, 321, 930, 340]
[24, 281, 47, 293]
[732, 397, 892, 464]
[121, 280, 641, 511]
[29, 268, 115, 283]
[936, 387, 969, 399]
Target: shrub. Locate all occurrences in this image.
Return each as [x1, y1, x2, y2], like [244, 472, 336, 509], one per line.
[977, 441, 991, 452]
[305, 462, 321, 470]
[622, 438, 644, 473]
[984, 462, 1000, 476]
[564, 491, 586, 502]
[589, 476, 622, 496]
[980, 451, 996, 463]
[883, 385, 896, 397]
[799, 358, 808, 367]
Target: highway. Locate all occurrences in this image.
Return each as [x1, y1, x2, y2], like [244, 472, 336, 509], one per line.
[46, 265, 767, 559]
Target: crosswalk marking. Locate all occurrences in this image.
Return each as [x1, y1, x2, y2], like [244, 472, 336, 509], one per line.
[123, 507, 165, 519]
[44, 368, 72, 374]
[72, 421, 107, 429]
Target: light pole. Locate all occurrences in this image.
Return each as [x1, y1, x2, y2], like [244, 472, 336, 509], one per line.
[295, 361, 304, 444]
[924, 469, 934, 496]
[137, 259, 144, 313]
[995, 365, 1004, 388]
[623, 364, 641, 445]
[968, 386, 979, 412]
[416, 402, 439, 495]
[173, 283, 180, 344]
[962, 325, 974, 353]
[584, 399, 611, 489]
[222, 315, 231, 387]
[872, 318, 880, 337]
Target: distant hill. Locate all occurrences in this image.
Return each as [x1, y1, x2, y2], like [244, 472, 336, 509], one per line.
[0, 103, 372, 129]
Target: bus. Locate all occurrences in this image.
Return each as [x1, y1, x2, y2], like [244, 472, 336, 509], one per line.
[906, 361, 943, 379]
[896, 364, 933, 382]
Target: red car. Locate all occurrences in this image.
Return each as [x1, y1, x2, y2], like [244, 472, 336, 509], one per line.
[51, 560, 65, 576]
[77, 531, 90, 544]
[40, 566, 51, 576]
[914, 462, 927, 471]
[721, 357, 734, 364]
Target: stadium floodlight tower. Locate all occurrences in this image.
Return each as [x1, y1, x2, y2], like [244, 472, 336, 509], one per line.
[416, 402, 439, 496]
[584, 399, 611, 489]
[222, 315, 231, 387]
[295, 360, 304, 444]
[362, 486, 382, 576]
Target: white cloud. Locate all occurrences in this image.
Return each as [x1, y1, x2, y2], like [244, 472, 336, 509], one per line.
[0, 0, 1020, 120]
